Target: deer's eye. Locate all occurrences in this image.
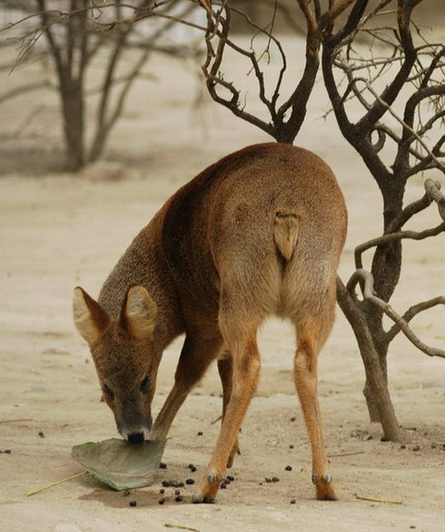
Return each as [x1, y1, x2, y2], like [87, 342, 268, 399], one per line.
[102, 384, 115, 401]
[140, 376, 150, 394]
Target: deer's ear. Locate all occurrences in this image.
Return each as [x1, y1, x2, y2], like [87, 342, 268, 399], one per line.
[73, 287, 110, 345]
[120, 285, 158, 340]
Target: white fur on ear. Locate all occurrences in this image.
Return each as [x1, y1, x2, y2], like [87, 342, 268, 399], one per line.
[125, 286, 158, 340]
[73, 287, 110, 345]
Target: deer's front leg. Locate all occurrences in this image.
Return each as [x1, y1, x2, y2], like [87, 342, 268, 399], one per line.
[150, 334, 222, 440]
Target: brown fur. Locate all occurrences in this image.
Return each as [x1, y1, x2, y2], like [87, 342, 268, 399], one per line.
[73, 143, 347, 502]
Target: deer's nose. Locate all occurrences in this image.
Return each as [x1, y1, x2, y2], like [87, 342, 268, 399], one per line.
[127, 431, 145, 445]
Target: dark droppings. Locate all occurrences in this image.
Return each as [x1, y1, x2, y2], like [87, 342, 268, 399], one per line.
[162, 480, 185, 488]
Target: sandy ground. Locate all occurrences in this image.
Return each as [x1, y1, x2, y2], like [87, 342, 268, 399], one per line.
[1, 34, 445, 532]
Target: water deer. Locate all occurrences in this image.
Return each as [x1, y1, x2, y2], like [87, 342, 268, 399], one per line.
[73, 143, 347, 503]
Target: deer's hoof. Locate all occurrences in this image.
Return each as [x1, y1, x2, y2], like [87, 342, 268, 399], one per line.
[312, 473, 338, 501]
[192, 493, 215, 504]
[192, 469, 221, 503]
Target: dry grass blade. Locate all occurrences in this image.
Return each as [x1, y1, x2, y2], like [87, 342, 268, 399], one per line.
[164, 524, 200, 532]
[355, 494, 403, 504]
[26, 471, 88, 497]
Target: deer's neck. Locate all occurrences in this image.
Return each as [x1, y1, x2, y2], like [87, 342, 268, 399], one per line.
[98, 213, 185, 350]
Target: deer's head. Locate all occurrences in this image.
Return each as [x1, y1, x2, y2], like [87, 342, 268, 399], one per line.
[73, 286, 159, 444]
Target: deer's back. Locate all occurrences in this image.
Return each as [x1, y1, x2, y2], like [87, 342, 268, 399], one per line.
[160, 143, 347, 319]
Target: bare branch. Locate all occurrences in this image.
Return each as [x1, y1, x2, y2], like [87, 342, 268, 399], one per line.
[354, 222, 445, 270]
[353, 178, 445, 269]
[319, 0, 358, 29]
[355, 0, 417, 133]
[425, 178, 445, 221]
[0, 105, 45, 141]
[387, 296, 445, 342]
[200, 0, 368, 144]
[201, 2, 278, 138]
[347, 269, 445, 359]
[354, 77, 445, 175]
[385, 191, 432, 233]
[0, 80, 50, 104]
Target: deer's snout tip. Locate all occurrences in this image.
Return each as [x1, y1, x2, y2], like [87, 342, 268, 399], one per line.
[126, 431, 146, 445]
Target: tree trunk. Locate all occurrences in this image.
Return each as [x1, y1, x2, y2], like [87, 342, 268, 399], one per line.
[88, 128, 107, 164]
[337, 277, 400, 441]
[363, 378, 384, 423]
[60, 76, 84, 172]
[361, 181, 405, 425]
[362, 300, 390, 422]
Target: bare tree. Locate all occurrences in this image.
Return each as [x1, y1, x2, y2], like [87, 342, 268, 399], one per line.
[197, 0, 445, 440]
[1, 0, 201, 171]
[321, 0, 445, 439]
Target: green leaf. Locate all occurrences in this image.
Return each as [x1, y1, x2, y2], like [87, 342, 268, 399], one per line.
[71, 438, 167, 491]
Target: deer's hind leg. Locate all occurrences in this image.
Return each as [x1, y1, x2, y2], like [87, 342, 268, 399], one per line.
[193, 310, 262, 503]
[217, 354, 241, 468]
[293, 314, 338, 501]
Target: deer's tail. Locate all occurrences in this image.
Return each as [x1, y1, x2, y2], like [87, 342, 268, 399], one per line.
[274, 211, 299, 262]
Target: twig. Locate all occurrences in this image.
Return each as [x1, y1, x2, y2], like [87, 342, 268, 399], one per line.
[0, 418, 33, 424]
[355, 494, 403, 504]
[211, 415, 222, 425]
[354, 77, 445, 174]
[328, 451, 366, 458]
[164, 524, 200, 532]
[26, 471, 88, 497]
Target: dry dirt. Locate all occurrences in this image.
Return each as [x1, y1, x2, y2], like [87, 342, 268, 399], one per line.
[1, 37, 445, 532]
